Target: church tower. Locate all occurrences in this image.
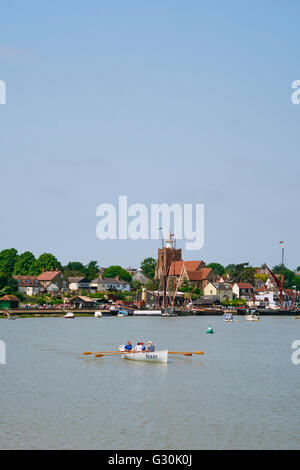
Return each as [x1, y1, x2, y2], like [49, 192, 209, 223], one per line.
[155, 232, 182, 281]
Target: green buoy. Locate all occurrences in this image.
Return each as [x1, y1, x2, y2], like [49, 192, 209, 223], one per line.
[206, 325, 213, 334]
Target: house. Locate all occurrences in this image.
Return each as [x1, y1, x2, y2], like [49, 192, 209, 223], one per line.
[254, 286, 279, 309]
[13, 275, 41, 296]
[204, 282, 233, 302]
[254, 277, 266, 290]
[37, 270, 68, 292]
[0, 295, 20, 309]
[69, 296, 96, 309]
[126, 267, 137, 277]
[68, 277, 91, 292]
[90, 276, 131, 292]
[265, 275, 282, 289]
[169, 261, 216, 291]
[132, 268, 150, 285]
[232, 283, 254, 300]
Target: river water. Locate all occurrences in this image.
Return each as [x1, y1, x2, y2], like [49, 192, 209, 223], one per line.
[0, 316, 299, 449]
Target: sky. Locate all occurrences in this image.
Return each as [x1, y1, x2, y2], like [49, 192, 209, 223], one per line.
[0, 0, 299, 269]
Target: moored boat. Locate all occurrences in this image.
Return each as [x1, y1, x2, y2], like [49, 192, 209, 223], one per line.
[94, 311, 102, 318]
[224, 313, 233, 322]
[122, 350, 168, 363]
[246, 313, 259, 321]
[64, 312, 75, 319]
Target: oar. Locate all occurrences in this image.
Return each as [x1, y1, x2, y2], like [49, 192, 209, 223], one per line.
[95, 351, 132, 357]
[169, 351, 204, 355]
[83, 350, 120, 355]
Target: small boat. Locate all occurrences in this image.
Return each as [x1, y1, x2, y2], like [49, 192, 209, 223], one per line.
[64, 312, 75, 319]
[246, 313, 260, 321]
[224, 313, 233, 322]
[122, 350, 168, 363]
[206, 325, 214, 334]
[94, 311, 102, 318]
[117, 309, 128, 317]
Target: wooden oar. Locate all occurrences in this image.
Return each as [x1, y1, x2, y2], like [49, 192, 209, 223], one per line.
[169, 351, 204, 355]
[95, 351, 132, 357]
[83, 350, 120, 355]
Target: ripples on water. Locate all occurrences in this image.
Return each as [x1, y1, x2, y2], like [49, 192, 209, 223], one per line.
[0, 316, 299, 449]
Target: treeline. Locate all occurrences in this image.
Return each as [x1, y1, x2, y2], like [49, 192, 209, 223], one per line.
[0, 248, 100, 281]
[207, 262, 300, 290]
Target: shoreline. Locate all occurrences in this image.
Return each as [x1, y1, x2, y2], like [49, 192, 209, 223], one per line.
[1, 309, 299, 318]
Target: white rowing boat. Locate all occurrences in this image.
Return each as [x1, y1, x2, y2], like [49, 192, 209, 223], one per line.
[122, 350, 168, 363]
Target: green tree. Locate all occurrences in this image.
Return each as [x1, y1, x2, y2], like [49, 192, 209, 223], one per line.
[13, 251, 36, 275]
[0, 248, 18, 273]
[86, 261, 99, 281]
[103, 265, 132, 283]
[225, 263, 255, 284]
[30, 253, 61, 275]
[207, 262, 225, 276]
[272, 265, 300, 290]
[63, 261, 87, 277]
[0, 272, 18, 295]
[140, 257, 156, 279]
[131, 280, 142, 291]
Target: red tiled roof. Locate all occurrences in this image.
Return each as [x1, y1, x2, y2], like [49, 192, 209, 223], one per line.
[0, 295, 20, 301]
[13, 275, 40, 287]
[37, 270, 61, 281]
[236, 283, 253, 289]
[187, 268, 212, 281]
[170, 260, 203, 276]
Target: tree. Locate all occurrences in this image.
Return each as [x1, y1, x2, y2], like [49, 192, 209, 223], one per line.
[272, 265, 300, 290]
[86, 261, 99, 281]
[0, 272, 18, 295]
[63, 261, 87, 277]
[103, 265, 132, 283]
[13, 251, 36, 275]
[207, 262, 225, 276]
[140, 257, 156, 279]
[131, 280, 142, 291]
[0, 248, 18, 273]
[225, 263, 255, 284]
[30, 253, 61, 275]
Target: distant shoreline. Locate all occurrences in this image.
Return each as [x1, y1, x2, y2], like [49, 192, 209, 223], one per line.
[0, 309, 299, 318]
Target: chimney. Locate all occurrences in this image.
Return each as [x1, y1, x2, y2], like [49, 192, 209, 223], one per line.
[115, 276, 120, 280]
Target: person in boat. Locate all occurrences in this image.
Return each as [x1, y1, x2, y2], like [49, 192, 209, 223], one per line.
[145, 341, 155, 352]
[133, 342, 144, 352]
[124, 341, 132, 352]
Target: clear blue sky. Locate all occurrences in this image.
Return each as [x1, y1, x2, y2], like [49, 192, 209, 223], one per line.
[0, 0, 299, 269]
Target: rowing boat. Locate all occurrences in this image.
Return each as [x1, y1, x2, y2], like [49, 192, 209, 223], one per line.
[122, 350, 168, 363]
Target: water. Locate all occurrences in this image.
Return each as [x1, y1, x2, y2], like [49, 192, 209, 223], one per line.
[0, 316, 299, 449]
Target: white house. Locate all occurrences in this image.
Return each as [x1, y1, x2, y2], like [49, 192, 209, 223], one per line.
[13, 276, 41, 296]
[90, 276, 130, 292]
[68, 277, 91, 291]
[232, 283, 254, 300]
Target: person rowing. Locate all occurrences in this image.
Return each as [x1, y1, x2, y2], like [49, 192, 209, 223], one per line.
[124, 341, 132, 352]
[145, 341, 155, 352]
[133, 342, 145, 352]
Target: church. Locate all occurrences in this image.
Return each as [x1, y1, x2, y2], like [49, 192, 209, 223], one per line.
[155, 233, 216, 291]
